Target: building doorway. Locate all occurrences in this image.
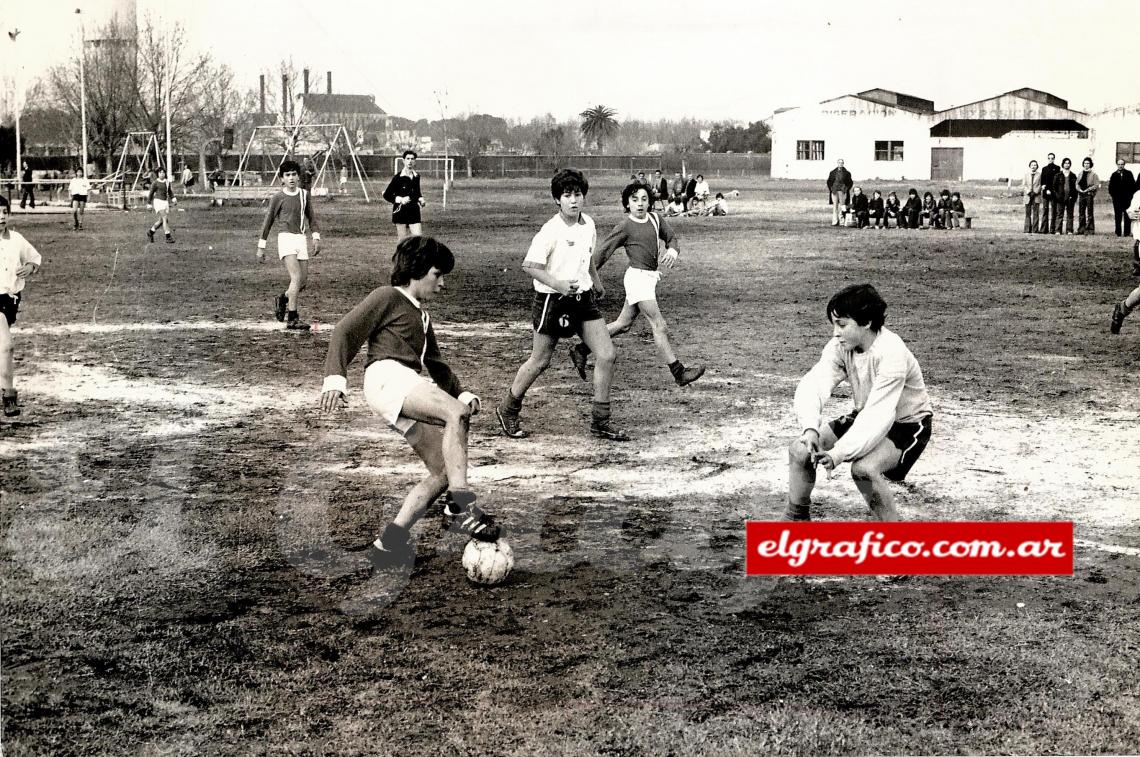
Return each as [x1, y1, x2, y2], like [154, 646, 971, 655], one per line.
[931, 148, 963, 180]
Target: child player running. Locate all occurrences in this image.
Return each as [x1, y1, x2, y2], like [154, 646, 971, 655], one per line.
[256, 160, 321, 331]
[570, 181, 705, 388]
[785, 284, 933, 522]
[146, 168, 177, 245]
[496, 168, 629, 441]
[0, 196, 43, 417]
[320, 236, 500, 569]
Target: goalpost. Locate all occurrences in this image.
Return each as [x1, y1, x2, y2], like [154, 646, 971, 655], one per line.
[235, 122, 370, 202]
[395, 155, 455, 209]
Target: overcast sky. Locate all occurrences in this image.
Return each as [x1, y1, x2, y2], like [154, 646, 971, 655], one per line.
[3, 0, 1135, 123]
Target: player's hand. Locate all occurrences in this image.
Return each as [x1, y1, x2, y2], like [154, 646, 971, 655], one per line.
[815, 452, 837, 471]
[565, 279, 580, 296]
[312, 240, 322, 256]
[467, 397, 481, 415]
[660, 249, 679, 269]
[255, 248, 265, 263]
[418, 198, 426, 207]
[146, 204, 152, 210]
[320, 390, 347, 414]
[15, 263, 38, 277]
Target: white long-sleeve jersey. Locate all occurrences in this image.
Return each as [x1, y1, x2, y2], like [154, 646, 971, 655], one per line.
[794, 327, 933, 464]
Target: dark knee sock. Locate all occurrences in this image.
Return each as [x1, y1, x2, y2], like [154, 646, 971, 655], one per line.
[377, 522, 409, 550]
[668, 360, 685, 380]
[576, 342, 592, 357]
[591, 401, 611, 422]
[501, 388, 523, 413]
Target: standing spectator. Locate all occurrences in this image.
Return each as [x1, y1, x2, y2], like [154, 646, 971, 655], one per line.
[901, 188, 922, 229]
[1052, 158, 1078, 234]
[692, 174, 710, 210]
[1022, 159, 1042, 233]
[338, 164, 349, 195]
[1108, 158, 1135, 238]
[826, 159, 853, 226]
[1076, 158, 1100, 235]
[671, 171, 687, 210]
[1039, 153, 1060, 234]
[181, 163, 194, 195]
[18, 162, 34, 210]
[653, 170, 668, 212]
[383, 149, 426, 241]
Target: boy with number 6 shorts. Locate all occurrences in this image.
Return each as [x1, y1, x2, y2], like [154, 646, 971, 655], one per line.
[571, 182, 705, 388]
[0, 196, 43, 417]
[320, 236, 500, 570]
[785, 284, 933, 521]
[146, 168, 177, 245]
[496, 168, 628, 441]
[256, 160, 321, 331]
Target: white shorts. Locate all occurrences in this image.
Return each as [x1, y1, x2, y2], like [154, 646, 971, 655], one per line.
[277, 232, 309, 261]
[624, 267, 661, 306]
[363, 359, 432, 436]
[153, 199, 169, 213]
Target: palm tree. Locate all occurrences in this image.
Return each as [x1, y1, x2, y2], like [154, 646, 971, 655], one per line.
[579, 105, 619, 154]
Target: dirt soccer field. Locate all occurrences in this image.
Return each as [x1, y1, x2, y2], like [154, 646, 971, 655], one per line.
[2, 176, 1138, 755]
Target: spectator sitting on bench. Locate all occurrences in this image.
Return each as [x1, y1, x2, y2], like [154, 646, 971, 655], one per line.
[868, 190, 885, 228]
[948, 192, 967, 229]
[884, 192, 901, 228]
[665, 196, 686, 217]
[921, 191, 938, 229]
[848, 186, 870, 228]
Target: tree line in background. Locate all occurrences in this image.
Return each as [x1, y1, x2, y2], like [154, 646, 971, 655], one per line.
[2, 20, 770, 178]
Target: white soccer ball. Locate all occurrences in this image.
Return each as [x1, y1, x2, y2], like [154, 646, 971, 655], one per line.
[462, 538, 514, 585]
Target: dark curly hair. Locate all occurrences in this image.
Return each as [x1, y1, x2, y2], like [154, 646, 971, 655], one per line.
[390, 236, 455, 286]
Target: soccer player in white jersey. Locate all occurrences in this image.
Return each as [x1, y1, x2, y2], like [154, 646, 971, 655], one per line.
[496, 168, 628, 441]
[0, 197, 43, 417]
[785, 284, 934, 521]
[146, 168, 177, 244]
[571, 182, 704, 388]
[256, 160, 321, 330]
[68, 169, 91, 231]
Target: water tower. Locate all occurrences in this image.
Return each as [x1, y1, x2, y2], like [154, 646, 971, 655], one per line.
[79, 0, 137, 49]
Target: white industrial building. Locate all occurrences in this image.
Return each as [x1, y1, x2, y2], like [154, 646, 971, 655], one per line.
[770, 88, 1140, 181]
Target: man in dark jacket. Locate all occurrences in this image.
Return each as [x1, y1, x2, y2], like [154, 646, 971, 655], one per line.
[1051, 158, 1078, 234]
[1108, 158, 1136, 237]
[19, 162, 34, 209]
[1039, 153, 1061, 235]
[684, 174, 697, 208]
[826, 159, 853, 226]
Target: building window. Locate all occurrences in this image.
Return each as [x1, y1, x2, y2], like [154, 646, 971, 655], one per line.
[797, 140, 825, 160]
[1117, 142, 1140, 163]
[875, 141, 904, 161]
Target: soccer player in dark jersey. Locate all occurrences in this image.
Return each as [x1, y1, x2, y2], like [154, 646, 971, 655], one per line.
[570, 182, 704, 388]
[256, 160, 321, 330]
[320, 235, 500, 569]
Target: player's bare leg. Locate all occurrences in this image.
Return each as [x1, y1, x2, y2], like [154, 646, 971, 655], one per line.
[849, 438, 905, 521]
[396, 424, 450, 530]
[407, 223, 423, 237]
[641, 299, 704, 385]
[607, 302, 639, 339]
[785, 425, 839, 520]
[400, 382, 473, 492]
[395, 224, 410, 241]
[1, 319, 18, 416]
[498, 332, 555, 437]
[580, 317, 628, 440]
[282, 256, 309, 329]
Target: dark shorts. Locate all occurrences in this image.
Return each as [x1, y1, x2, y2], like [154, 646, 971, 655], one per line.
[392, 203, 421, 225]
[1, 293, 21, 326]
[531, 290, 602, 339]
[71, 194, 87, 204]
[829, 411, 933, 482]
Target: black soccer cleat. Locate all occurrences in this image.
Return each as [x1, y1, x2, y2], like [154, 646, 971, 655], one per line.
[590, 417, 630, 442]
[147, 228, 155, 243]
[569, 343, 589, 382]
[286, 318, 311, 331]
[441, 492, 501, 542]
[165, 234, 175, 244]
[495, 406, 527, 438]
[365, 542, 414, 571]
[2, 390, 20, 418]
[781, 503, 812, 522]
[674, 364, 706, 387]
[1111, 303, 1126, 334]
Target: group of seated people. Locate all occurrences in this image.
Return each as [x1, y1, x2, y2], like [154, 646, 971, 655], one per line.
[844, 187, 967, 229]
[631, 170, 729, 217]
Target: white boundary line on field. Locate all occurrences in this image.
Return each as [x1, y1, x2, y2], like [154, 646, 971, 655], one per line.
[1073, 539, 1140, 557]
